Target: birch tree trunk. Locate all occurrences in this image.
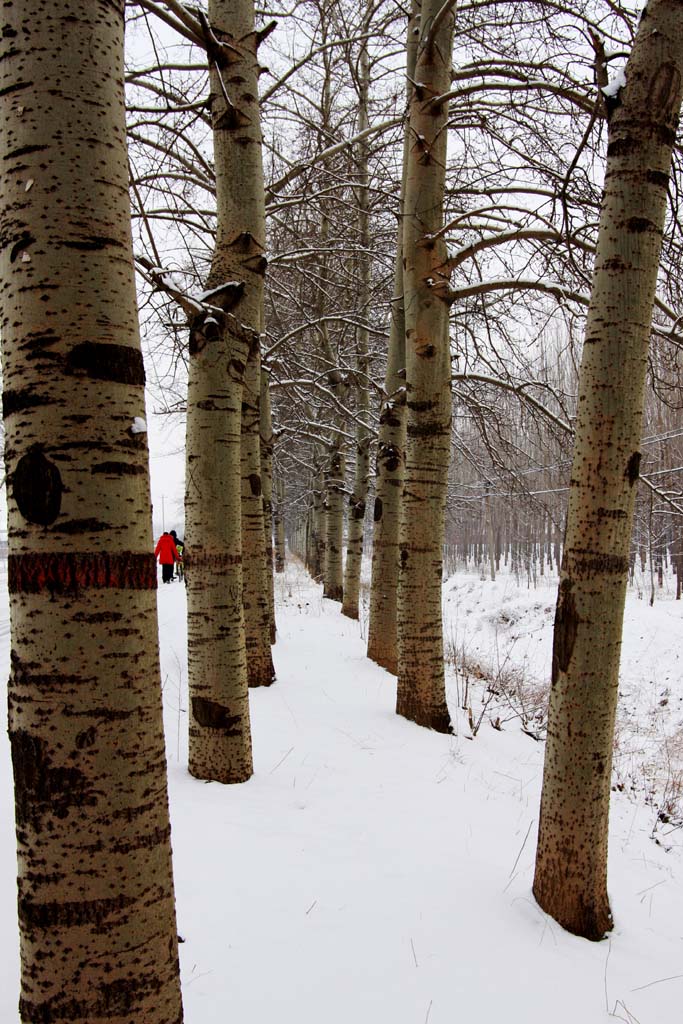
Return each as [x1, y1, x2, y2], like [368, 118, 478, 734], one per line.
[308, 463, 324, 580]
[241, 336, 275, 685]
[534, 0, 683, 940]
[342, 17, 372, 621]
[316, 42, 347, 604]
[274, 474, 286, 573]
[485, 488, 496, 582]
[186, 0, 267, 780]
[396, 0, 455, 733]
[0, 2, 183, 1019]
[260, 367, 277, 639]
[323, 439, 345, 602]
[367, 1, 418, 671]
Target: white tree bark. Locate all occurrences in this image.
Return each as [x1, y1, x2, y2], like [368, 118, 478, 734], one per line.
[534, 0, 683, 940]
[396, 0, 455, 733]
[186, 0, 267, 780]
[342, 13, 372, 621]
[367, 0, 418, 672]
[0, 1, 183, 1019]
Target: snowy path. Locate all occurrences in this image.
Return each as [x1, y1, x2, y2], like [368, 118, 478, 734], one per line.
[0, 564, 682, 1022]
[161, 564, 683, 1024]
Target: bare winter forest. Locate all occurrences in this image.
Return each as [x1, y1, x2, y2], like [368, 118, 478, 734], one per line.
[2, 0, 683, 1021]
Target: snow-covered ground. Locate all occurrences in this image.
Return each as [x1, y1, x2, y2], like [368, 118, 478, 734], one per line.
[0, 559, 682, 1022]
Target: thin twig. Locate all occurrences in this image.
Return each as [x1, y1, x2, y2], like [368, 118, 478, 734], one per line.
[508, 819, 534, 878]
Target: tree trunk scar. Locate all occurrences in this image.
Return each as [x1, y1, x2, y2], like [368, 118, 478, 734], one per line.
[10, 729, 99, 829]
[191, 697, 242, 734]
[3, 388, 53, 418]
[12, 447, 63, 525]
[552, 578, 579, 683]
[648, 61, 682, 121]
[66, 342, 145, 386]
[626, 451, 641, 485]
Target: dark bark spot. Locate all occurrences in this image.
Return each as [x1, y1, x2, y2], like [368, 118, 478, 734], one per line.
[379, 407, 401, 427]
[244, 254, 268, 276]
[597, 507, 627, 519]
[66, 342, 145, 386]
[9, 552, 157, 594]
[407, 399, 435, 413]
[13, 447, 63, 525]
[19, 892, 136, 930]
[407, 422, 443, 438]
[214, 105, 252, 131]
[349, 497, 366, 520]
[415, 340, 436, 359]
[198, 283, 243, 311]
[19, 973, 180, 1024]
[196, 399, 219, 410]
[646, 168, 670, 190]
[625, 451, 641, 486]
[3, 388, 52, 418]
[0, 80, 30, 98]
[374, 496, 383, 522]
[551, 578, 578, 684]
[189, 328, 206, 356]
[625, 217, 657, 234]
[9, 654, 97, 692]
[9, 231, 35, 263]
[379, 442, 401, 472]
[10, 729, 98, 831]
[51, 517, 110, 534]
[191, 697, 242, 734]
[189, 310, 228, 355]
[75, 726, 97, 749]
[91, 462, 144, 476]
[184, 551, 241, 571]
[248, 473, 261, 496]
[61, 235, 124, 252]
[71, 610, 122, 623]
[655, 123, 677, 147]
[571, 551, 629, 576]
[606, 136, 636, 159]
[227, 230, 261, 254]
[600, 256, 626, 272]
[400, 546, 408, 568]
[21, 331, 59, 352]
[604, 91, 621, 121]
[4, 145, 47, 162]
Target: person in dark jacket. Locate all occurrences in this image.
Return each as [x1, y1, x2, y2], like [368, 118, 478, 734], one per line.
[168, 532, 183, 581]
[170, 531, 185, 581]
[155, 531, 180, 583]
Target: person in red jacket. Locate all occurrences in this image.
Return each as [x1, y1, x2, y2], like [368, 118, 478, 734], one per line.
[154, 531, 180, 584]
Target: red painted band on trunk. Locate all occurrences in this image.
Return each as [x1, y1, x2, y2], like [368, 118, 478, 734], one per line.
[8, 552, 157, 594]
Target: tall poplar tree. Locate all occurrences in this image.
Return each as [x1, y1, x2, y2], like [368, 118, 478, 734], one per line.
[242, 336, 276, 685]
[396, 0, 455, 732]
[341, 13, 372, 621]
[0, 1, 183, 1019]
[367, 0, 418, 671]
[533, 0, 683, 940]
[185, 0, 267, 780]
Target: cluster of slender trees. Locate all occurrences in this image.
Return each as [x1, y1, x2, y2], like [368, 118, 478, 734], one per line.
[3, 0, 683, 1018]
